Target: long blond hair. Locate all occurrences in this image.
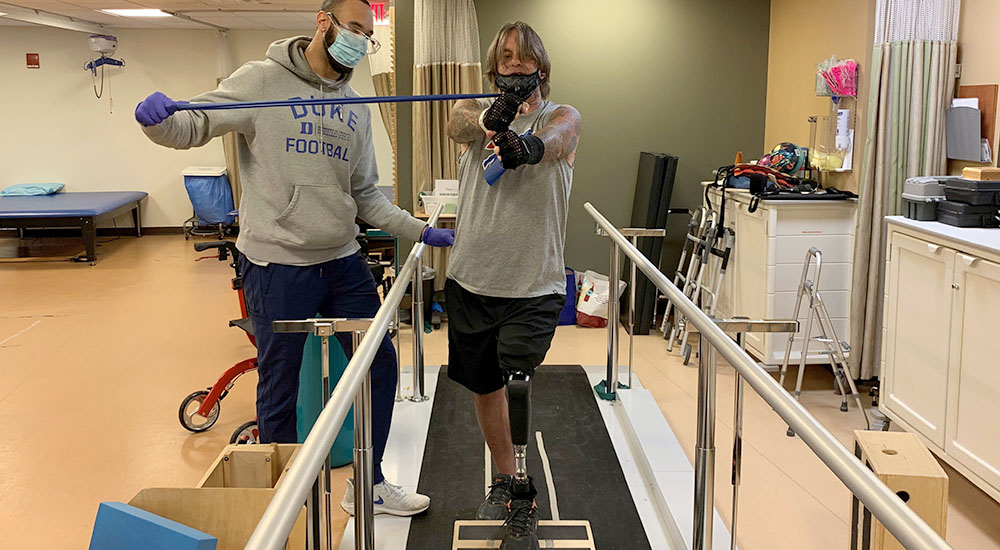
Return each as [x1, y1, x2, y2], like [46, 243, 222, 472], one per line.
[485, 21, 551, 99]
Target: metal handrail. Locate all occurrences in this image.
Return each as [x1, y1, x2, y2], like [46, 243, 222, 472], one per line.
[584, 202, 951, 550]
[245, 204, 445, 549]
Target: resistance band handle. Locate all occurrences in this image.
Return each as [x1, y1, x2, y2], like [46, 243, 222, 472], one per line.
[174, 92, 500, 112]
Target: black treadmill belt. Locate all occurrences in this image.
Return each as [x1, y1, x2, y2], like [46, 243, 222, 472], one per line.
[406, 365, 650, 549]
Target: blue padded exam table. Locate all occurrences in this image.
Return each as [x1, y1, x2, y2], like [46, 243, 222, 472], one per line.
[0, 191, 147, 262]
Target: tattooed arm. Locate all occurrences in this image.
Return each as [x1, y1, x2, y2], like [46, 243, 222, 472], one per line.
[533, 105, 582, 165]
[447, 99, 487, 144]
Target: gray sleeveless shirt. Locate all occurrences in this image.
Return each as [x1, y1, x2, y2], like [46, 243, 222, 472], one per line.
[447, 99, 574, 298]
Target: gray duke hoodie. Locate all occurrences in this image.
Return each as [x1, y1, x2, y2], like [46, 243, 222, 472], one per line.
[143, 36, 425, 265]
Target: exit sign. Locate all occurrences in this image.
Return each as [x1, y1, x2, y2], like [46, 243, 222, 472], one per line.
[371, 2, 389, 26]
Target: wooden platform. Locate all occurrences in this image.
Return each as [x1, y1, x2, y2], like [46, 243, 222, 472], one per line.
[452, 520, 595, 549]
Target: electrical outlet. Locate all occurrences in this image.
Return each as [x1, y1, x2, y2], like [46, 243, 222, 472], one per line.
[955, 63, 962, 79]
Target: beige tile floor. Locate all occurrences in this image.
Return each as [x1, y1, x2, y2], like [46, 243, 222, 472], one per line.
[1, 235, 998, 549]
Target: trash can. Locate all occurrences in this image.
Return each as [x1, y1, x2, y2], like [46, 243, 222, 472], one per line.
[296, 332, 355, 467]
[182, 166, 235, 226]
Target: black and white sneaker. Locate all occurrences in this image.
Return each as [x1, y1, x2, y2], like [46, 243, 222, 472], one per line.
[340, 478, 430, 517]
[477, 474, 513, 520]
[498, 498, 539, 550]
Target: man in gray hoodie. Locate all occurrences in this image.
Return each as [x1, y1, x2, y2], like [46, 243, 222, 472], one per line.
[135, 0, 451, 517]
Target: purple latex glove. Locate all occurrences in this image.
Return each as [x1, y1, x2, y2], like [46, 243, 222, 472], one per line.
[135, 92, 183, 127]
[421, 226, 455, 247]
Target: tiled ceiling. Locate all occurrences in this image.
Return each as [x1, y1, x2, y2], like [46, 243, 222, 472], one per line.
[0, 1, 374, 29]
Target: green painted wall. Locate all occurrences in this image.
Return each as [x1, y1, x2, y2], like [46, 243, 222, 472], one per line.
[471, 0, 771, 273]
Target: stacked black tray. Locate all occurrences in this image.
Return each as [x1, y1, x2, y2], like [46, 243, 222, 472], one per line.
[938, 179, 1000, 227]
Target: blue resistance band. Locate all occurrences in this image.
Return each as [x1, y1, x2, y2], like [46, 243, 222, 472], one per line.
[174, 92, 499, 111]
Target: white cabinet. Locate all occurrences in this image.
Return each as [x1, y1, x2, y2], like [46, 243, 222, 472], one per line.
[882, 217, 1000, 502]
[883, 233, 955, 447]
[946, 253, 1000, 493]
[707, 188, 856, 366]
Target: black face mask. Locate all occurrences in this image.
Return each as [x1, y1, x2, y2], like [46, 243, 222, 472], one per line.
[323, 26, 353, 77]
[495, 70, 540, 100]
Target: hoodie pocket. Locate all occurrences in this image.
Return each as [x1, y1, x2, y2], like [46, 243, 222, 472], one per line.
[272, 184, 359, 249]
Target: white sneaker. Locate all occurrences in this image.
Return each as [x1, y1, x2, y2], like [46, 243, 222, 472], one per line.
[340, 478, 430, 517]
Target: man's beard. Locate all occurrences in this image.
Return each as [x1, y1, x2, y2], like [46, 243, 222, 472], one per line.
[324, 26, 354, 77]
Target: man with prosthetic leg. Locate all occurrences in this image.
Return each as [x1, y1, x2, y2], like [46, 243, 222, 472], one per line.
[445, 21, 582, 549]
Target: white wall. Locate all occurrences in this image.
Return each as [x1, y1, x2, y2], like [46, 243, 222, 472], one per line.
[0, 26, 395, 227]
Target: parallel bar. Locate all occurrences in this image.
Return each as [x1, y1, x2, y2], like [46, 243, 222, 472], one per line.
[352, 330, 374, 550]
[693, 337, 716, 550]
[175, 92, 500, 112]
[246, 204, 444, 550]
[321, 335, 333, 550]
[731, 333, 747, 550]
[628, 235, 638, 388]
[272, 319, 375, 335]
[270, 318, 377, 549]
[607, 240, 620, 396]
[394, 309, 403, 402]
[394, 240, 403, 403]
[409, 250, 428, 402]
[582, 202, 951, 550]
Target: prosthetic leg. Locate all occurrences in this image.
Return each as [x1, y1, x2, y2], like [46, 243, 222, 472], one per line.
[502, 370, 540, 550]
[453, 367, 597, 550]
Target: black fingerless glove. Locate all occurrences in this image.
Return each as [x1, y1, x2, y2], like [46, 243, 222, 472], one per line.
[480, 93, 523, 132]
[493, 130, 545, 170]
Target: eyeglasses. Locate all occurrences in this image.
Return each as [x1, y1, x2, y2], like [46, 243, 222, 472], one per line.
[326, 12, 381, 55]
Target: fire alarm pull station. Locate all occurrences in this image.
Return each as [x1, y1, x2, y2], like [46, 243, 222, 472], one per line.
[27, 53, 40, 69]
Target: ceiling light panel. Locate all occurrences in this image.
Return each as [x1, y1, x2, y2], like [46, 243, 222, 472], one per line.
[101, 8, 172, 17]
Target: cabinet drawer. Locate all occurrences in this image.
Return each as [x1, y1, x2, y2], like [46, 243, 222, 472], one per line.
[774, 206, 855, 236]
[770, 263, 852, 293]
[771, 235, 853, 264]
[771, 291, 850, 319]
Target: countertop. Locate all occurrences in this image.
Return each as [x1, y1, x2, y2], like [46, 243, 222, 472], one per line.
[706, 186, 858, 206]
[887, 216, 1000, 256]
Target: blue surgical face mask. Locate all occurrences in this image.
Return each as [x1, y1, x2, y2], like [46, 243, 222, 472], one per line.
[325, 13, 368, 69]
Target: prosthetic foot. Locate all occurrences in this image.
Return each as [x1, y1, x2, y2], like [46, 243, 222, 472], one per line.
[500, 371, 540, 550]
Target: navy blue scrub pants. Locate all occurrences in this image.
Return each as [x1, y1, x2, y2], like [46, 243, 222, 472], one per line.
[241, 252, 396, 485]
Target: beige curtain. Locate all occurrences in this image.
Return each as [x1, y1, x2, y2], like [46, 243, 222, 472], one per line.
[849, 3, 958, 379]
[371, 7, 398, 202]
[412, 0, 481, 289]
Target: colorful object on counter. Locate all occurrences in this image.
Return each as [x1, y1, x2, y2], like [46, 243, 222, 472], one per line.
[759, 142, 807, 175]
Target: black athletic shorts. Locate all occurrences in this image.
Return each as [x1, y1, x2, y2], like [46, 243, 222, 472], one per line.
[445, 278, 564, 395]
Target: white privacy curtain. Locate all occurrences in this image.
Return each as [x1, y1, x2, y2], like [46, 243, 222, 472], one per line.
[849, 0, 959, 379]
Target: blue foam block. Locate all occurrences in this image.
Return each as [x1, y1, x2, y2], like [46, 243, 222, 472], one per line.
[89, 502, 217, 550]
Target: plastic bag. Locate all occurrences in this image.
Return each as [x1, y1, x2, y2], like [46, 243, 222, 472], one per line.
[816, 56, 857, 97]
[576, 270, 627, 328]
[558, 268, 579, 326]
[184, 174, 235, 225]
